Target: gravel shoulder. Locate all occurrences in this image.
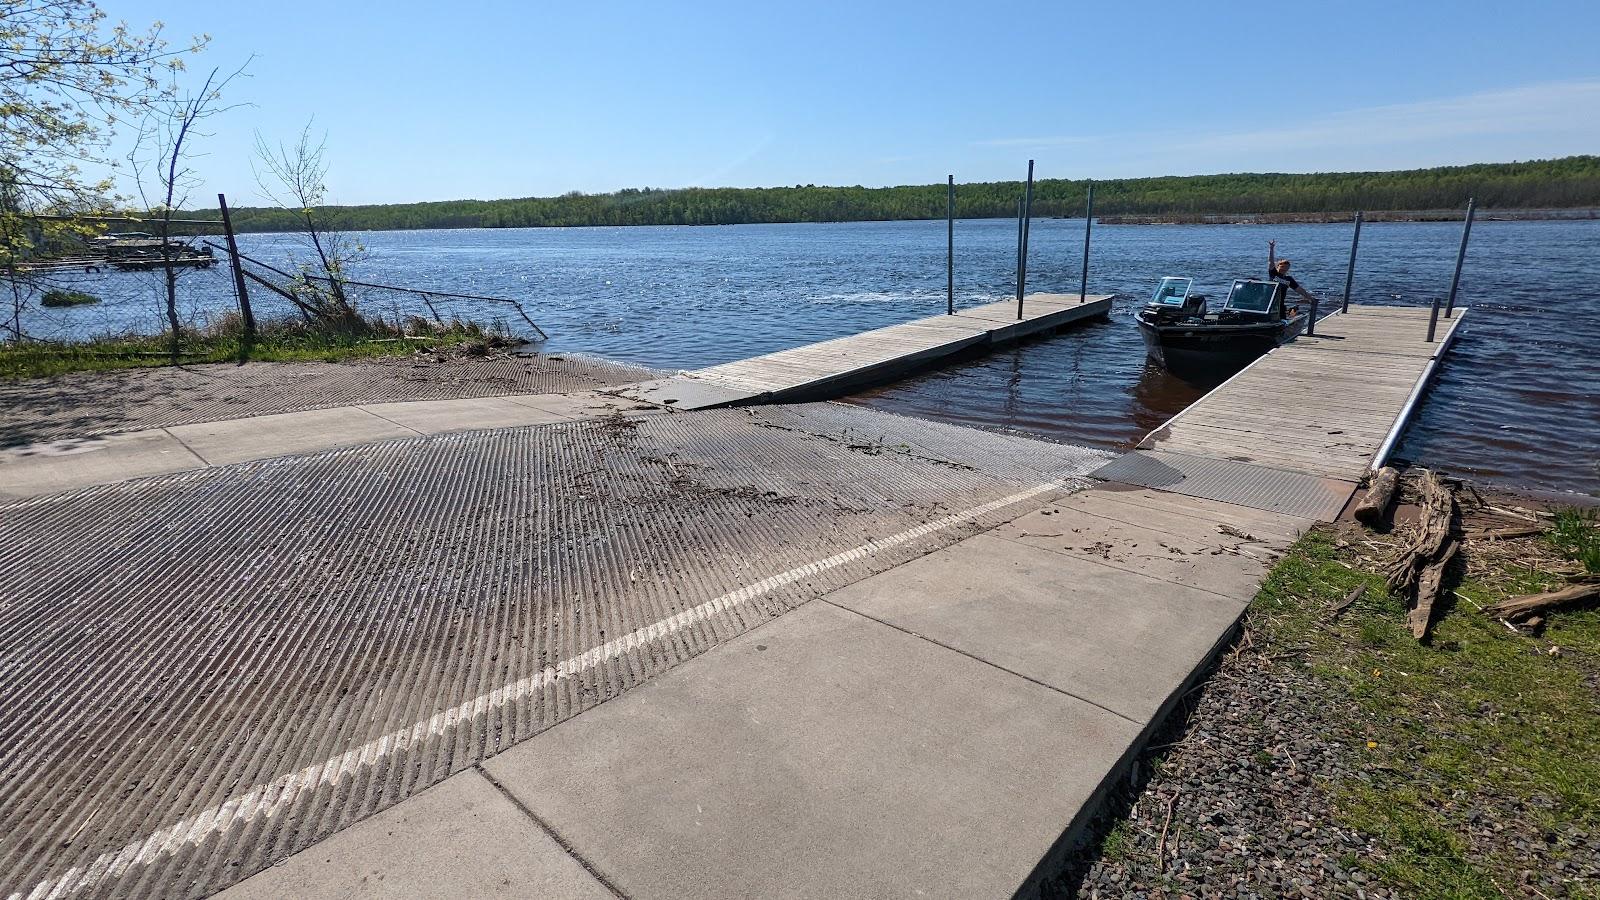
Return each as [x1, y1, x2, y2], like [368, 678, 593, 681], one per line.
[1050, 489, 1600, 900]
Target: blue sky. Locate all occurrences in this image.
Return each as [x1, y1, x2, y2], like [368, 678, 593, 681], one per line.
[104, 0, 1600, 205]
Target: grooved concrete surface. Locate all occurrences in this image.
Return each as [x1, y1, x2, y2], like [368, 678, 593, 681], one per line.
[1092, 449, 1355, 520]
[0, 353, 659, 446]
[0, 403, 1109, 900]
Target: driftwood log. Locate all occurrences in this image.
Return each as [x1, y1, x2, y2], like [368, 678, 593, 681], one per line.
[1384, 469, 1458, 641]
[1483, 583, 1600, 623]
[1410, 539, 1459, 639]
[1354, 466, 1400, 528]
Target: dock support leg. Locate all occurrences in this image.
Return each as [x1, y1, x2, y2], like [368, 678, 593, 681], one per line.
[1014, 198, 1025, 318]
[1015, 159, 1034, 321]
[1080, 182, 1094, 303]
[946, 175, 954, 316]
[1341, 210, 1362, 314]
[1445, 197, 1475, 319]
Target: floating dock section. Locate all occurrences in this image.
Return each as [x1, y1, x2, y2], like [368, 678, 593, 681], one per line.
[1097, 304, 1468, 520]
[618, 293, 1113, 409]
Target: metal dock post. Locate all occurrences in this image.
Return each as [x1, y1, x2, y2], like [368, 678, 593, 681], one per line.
[1079, 182, 1094, 303]
[1015, 159, 1034, 321]
[1341, 211, 1363, 314]
[946, 175, 954, 316]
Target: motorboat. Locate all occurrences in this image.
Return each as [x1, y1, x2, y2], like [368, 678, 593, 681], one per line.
[1135, 276, 1308, 372]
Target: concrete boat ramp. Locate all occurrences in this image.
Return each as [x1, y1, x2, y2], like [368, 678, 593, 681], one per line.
[0, 303, 1462, 899]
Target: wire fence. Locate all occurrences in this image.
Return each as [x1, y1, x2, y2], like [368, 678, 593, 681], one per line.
[202, 243, 546, 339]
[4, 241, 547, 344]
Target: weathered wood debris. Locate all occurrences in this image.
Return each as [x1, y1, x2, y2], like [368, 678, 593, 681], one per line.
[1353, 466, 1400, 528]
[1358, 467, 1599, 637]
[1380, 468, 1458, 641]
[1483, 581, 1600, 626]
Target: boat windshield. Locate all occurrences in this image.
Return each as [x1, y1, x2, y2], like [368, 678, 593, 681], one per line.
[1223, 280, 1278, 314]
[1151, 277, 1192, 306]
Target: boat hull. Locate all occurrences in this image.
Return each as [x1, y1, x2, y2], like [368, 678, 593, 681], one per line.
[1137, 314, 1307, 373]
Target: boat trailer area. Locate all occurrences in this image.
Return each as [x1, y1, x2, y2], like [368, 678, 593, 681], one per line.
[0, 302, 1466, 900]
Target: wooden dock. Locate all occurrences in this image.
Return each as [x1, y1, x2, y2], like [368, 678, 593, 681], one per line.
[618, 293, 1114, 409]
[1096, 304, 1467, 520]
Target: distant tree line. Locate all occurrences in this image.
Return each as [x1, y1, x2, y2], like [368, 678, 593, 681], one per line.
[189, 156, 1600, 233]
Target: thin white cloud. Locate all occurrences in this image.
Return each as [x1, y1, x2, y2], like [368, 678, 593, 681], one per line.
[973, 79, 1600, 177]
[1174, 79, 1600, 157]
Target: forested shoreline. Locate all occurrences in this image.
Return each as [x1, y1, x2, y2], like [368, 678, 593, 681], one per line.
[190, 156, 1600, 233]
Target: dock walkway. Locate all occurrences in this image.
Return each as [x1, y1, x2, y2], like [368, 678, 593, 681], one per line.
[619, 293, 1112, 408]
[1099, 304, 1468, 520]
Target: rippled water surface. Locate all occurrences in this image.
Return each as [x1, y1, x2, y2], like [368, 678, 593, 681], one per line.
[22, 218, 1599, 495]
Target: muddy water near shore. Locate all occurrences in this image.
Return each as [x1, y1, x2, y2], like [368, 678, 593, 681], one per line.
[21, 218, 1599, 495]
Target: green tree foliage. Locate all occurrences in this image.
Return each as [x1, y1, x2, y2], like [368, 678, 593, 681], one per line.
[0, 1, 206, 265]
[196, 157, 1600, 233]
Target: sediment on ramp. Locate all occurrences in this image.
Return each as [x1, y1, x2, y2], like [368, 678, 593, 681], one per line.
[0, 353, 660, 446]
[0, 403, 1108, 900]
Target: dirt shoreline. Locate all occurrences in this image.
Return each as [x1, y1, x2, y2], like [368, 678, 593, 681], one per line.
[0, 351, 660, 446]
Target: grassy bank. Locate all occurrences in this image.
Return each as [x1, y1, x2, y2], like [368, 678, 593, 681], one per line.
[0, 315, 519, 380]
[1258, 520, 1598, 897]
[1064, 499, 1600, 899]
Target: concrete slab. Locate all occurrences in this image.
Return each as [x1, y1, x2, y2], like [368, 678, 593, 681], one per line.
[991, 506, 1280, 598]
[484, 601, 1139, 900]
[166, 406, 419, 465]
[1061, 484, 1311, 548]
[506, 390, 667, 420]
[215, 769, 613, 900]
[359, 396, 576, 434]
[827, 531, 1245, 722]
[0, 428, 205, 499]
[611, 375, 762, 410]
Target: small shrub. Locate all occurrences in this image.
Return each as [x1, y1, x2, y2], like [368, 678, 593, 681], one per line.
[1549, 507, 1600, 574]
[40, 290, 100, 308]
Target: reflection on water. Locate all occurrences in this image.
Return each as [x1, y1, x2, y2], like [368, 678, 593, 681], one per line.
[847, 311, 1225, 453]
[17, 218, 1599, 496]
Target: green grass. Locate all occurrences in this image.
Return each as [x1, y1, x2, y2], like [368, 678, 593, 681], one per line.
[1099, 818, 1137, 863]
[39, 289, 100, 308]
[1550, 507, 1600, 574]
[0, 315, 516, 380]
[1250, 529, 1600, 899]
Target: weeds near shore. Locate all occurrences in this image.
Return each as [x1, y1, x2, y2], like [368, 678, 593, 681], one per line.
[0, 312, 521, 379]
[1549, 508, 1600, 574]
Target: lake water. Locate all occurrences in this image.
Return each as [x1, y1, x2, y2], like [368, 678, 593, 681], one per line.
[18, 218, 1600, 497]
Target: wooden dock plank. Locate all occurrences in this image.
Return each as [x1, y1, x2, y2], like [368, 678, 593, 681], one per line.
[1137, 306, 1467, 482]
[619, 294, 1113, 409]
